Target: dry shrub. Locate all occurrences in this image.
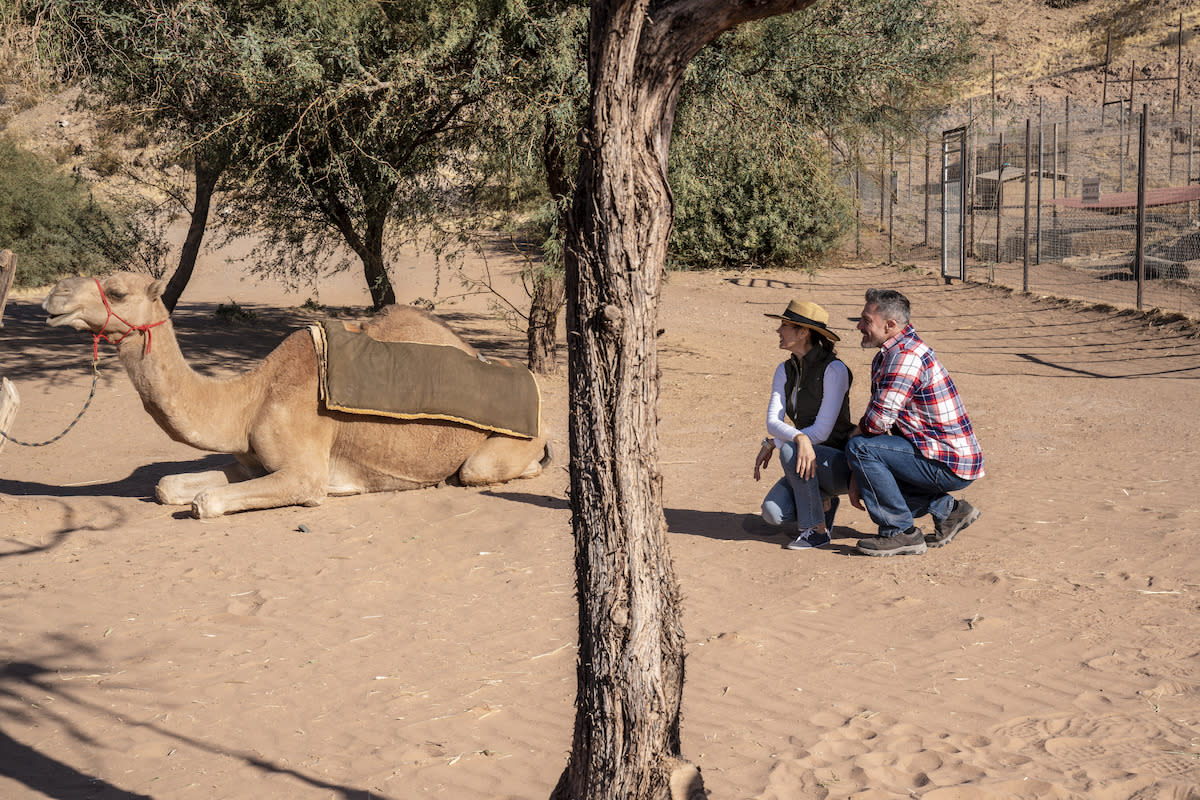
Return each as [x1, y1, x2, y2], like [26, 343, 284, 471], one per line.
[0, 7, 58, 125]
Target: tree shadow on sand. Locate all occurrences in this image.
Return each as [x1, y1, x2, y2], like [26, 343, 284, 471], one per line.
[0, 635, 396, 800]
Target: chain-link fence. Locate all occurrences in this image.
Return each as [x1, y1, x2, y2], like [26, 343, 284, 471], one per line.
[852, 100, 1200, 320]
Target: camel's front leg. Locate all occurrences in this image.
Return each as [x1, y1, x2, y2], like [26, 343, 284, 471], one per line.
[156, 462, 255, 505]
[459, 435, 550, 486]
[190, 467, 328, 519]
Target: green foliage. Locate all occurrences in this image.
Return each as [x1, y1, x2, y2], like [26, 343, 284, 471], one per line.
[669, 116, 850, 269]
[668, 0, 973, 268]
[0, 135, 136, 287]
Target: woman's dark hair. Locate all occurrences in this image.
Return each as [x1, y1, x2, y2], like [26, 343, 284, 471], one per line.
[810, 329, 837, 357]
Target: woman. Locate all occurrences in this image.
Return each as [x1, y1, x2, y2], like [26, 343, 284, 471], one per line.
[753, 299, 854, 550]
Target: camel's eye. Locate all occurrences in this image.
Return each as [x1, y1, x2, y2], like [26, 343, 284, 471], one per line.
[106, 287, 126, 301]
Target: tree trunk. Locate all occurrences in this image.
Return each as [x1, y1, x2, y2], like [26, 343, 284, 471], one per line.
[162, 154, 222, 313]
[553, 1, 814, 797]
[527, 117, 573, 375]
[362, 203, 397, 310]
[527, 270, 565, 374]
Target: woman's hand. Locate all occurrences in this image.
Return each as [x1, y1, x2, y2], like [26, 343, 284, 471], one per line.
[753, 441, 774, 481]
[793, 433, 817, 480]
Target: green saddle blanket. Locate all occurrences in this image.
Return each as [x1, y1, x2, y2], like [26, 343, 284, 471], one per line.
[310, 321, 539, 439]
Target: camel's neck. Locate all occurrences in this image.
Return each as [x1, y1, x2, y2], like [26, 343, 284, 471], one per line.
[116, 321, 254, 452]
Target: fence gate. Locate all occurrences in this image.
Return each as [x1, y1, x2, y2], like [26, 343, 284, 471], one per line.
[941, 127, 967, 282]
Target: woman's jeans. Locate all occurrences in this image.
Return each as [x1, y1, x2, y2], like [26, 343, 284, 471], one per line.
[762, 440, 850, 531]
[845, 434, 972, 537]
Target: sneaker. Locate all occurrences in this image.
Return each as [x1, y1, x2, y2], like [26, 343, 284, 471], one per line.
[927, 500, 980, 548]
[786, 527, 831, 550]
[856, 527, 927, 557]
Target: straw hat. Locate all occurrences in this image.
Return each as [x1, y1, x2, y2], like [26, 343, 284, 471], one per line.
[763, 299, 840, 342]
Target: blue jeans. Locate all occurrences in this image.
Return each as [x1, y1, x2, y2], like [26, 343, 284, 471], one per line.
[845, 434, 972, 537]
[762, 441, 850, 531]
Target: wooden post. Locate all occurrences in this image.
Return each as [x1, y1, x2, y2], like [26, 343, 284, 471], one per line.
[0, 250, 16, 328]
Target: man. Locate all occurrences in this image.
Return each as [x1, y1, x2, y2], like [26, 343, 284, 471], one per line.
[846, 288, 983, 556]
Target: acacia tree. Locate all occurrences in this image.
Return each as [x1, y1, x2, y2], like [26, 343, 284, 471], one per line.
[39, 0, 254, 311]
[480, 0, 969, 373]
[554, 1, 816, 796]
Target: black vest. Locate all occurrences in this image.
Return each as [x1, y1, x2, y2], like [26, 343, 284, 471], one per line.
[783, 346, 855, 449]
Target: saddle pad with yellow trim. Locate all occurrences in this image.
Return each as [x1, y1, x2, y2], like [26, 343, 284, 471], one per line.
[310, 321, 539, 439]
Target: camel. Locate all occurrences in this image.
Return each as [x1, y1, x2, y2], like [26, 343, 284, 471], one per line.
[42, 272, 548, 518]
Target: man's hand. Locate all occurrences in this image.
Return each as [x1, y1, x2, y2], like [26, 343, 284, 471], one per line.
[793, 433, 816, 480]
[848, 473, 865, 510]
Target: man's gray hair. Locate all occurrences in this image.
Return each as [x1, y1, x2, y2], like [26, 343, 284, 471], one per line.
[865, 289, 911, 324]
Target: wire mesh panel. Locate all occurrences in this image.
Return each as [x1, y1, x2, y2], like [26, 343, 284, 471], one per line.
[941, 128, 967, 281]
[875, 99, 1200, 320]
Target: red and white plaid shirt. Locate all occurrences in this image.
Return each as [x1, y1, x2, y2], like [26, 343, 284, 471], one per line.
[861, 324, 984, 480]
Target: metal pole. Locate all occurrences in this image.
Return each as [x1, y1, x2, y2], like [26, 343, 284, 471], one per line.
[1176, 14, 1183, 117]
[854, 153, 861, 257]
[924, 133, 931, 247]
[879, 145, 886, 231]
[1135, 105, 1148, 311]
[1023, 118, 1031, 293]
[1036, 124, 1044, 265]
[888, 146, 895, 263]
[1119, 99, 1127, 192]
[1190, 105, 1196, 224]
[988, 55, 998, 133]
[969, 101, 977, 257]
[996, 132, 1004, 262]
[1064, 96, 1071, 186]
[1101, 31, 1111, 127]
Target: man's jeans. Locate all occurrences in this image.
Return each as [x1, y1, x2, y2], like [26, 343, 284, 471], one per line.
[762, 440, 850, 531]
[845, 434, 972, 537]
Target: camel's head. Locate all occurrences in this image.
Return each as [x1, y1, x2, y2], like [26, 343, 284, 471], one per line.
[43, 272, 168, 335]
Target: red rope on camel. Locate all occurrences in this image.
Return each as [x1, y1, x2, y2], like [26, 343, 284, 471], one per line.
[92, 277, 167, 359]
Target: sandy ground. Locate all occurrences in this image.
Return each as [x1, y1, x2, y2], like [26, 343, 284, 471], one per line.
[1, 247, 1199, 800]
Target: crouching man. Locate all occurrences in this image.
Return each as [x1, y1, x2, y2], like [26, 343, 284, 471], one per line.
[847, 289, 983, 557]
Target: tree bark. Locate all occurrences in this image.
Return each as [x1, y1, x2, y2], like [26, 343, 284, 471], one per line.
[162, 154, 222, 313]
[362, 204, 397, 310]
[527, 270, 565, 374]
[527, 121, 572, 375]
[554, 1, 814, 797]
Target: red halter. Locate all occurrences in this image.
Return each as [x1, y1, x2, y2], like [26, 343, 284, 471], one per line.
[92, 277, 168, 359]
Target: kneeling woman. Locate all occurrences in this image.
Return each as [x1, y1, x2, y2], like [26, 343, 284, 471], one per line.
[754, 300, 854, 550]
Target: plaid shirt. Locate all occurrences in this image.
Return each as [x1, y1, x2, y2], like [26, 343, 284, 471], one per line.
[862, 324, 984, 480]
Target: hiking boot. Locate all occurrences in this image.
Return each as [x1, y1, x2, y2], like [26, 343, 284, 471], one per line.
[927, 500, 980, 548]
[856, 527, 927, 557]
[786, 527, 831, 550]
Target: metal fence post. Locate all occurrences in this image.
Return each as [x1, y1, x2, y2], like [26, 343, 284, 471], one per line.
[1023, 118, 1031, 293]
[996, 132, 1004, 263]
[1135, 104, 1148, 311]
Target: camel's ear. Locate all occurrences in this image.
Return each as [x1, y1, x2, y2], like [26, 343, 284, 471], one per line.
[147, 279, 167, 301]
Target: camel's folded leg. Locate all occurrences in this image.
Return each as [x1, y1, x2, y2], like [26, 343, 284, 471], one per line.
[190, 468, 328, 519]
[458, 435, 549, 486]
[156, 462, 254, 506]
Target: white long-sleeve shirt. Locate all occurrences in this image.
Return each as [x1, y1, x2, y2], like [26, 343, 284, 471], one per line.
[766, 359, 851, 447]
